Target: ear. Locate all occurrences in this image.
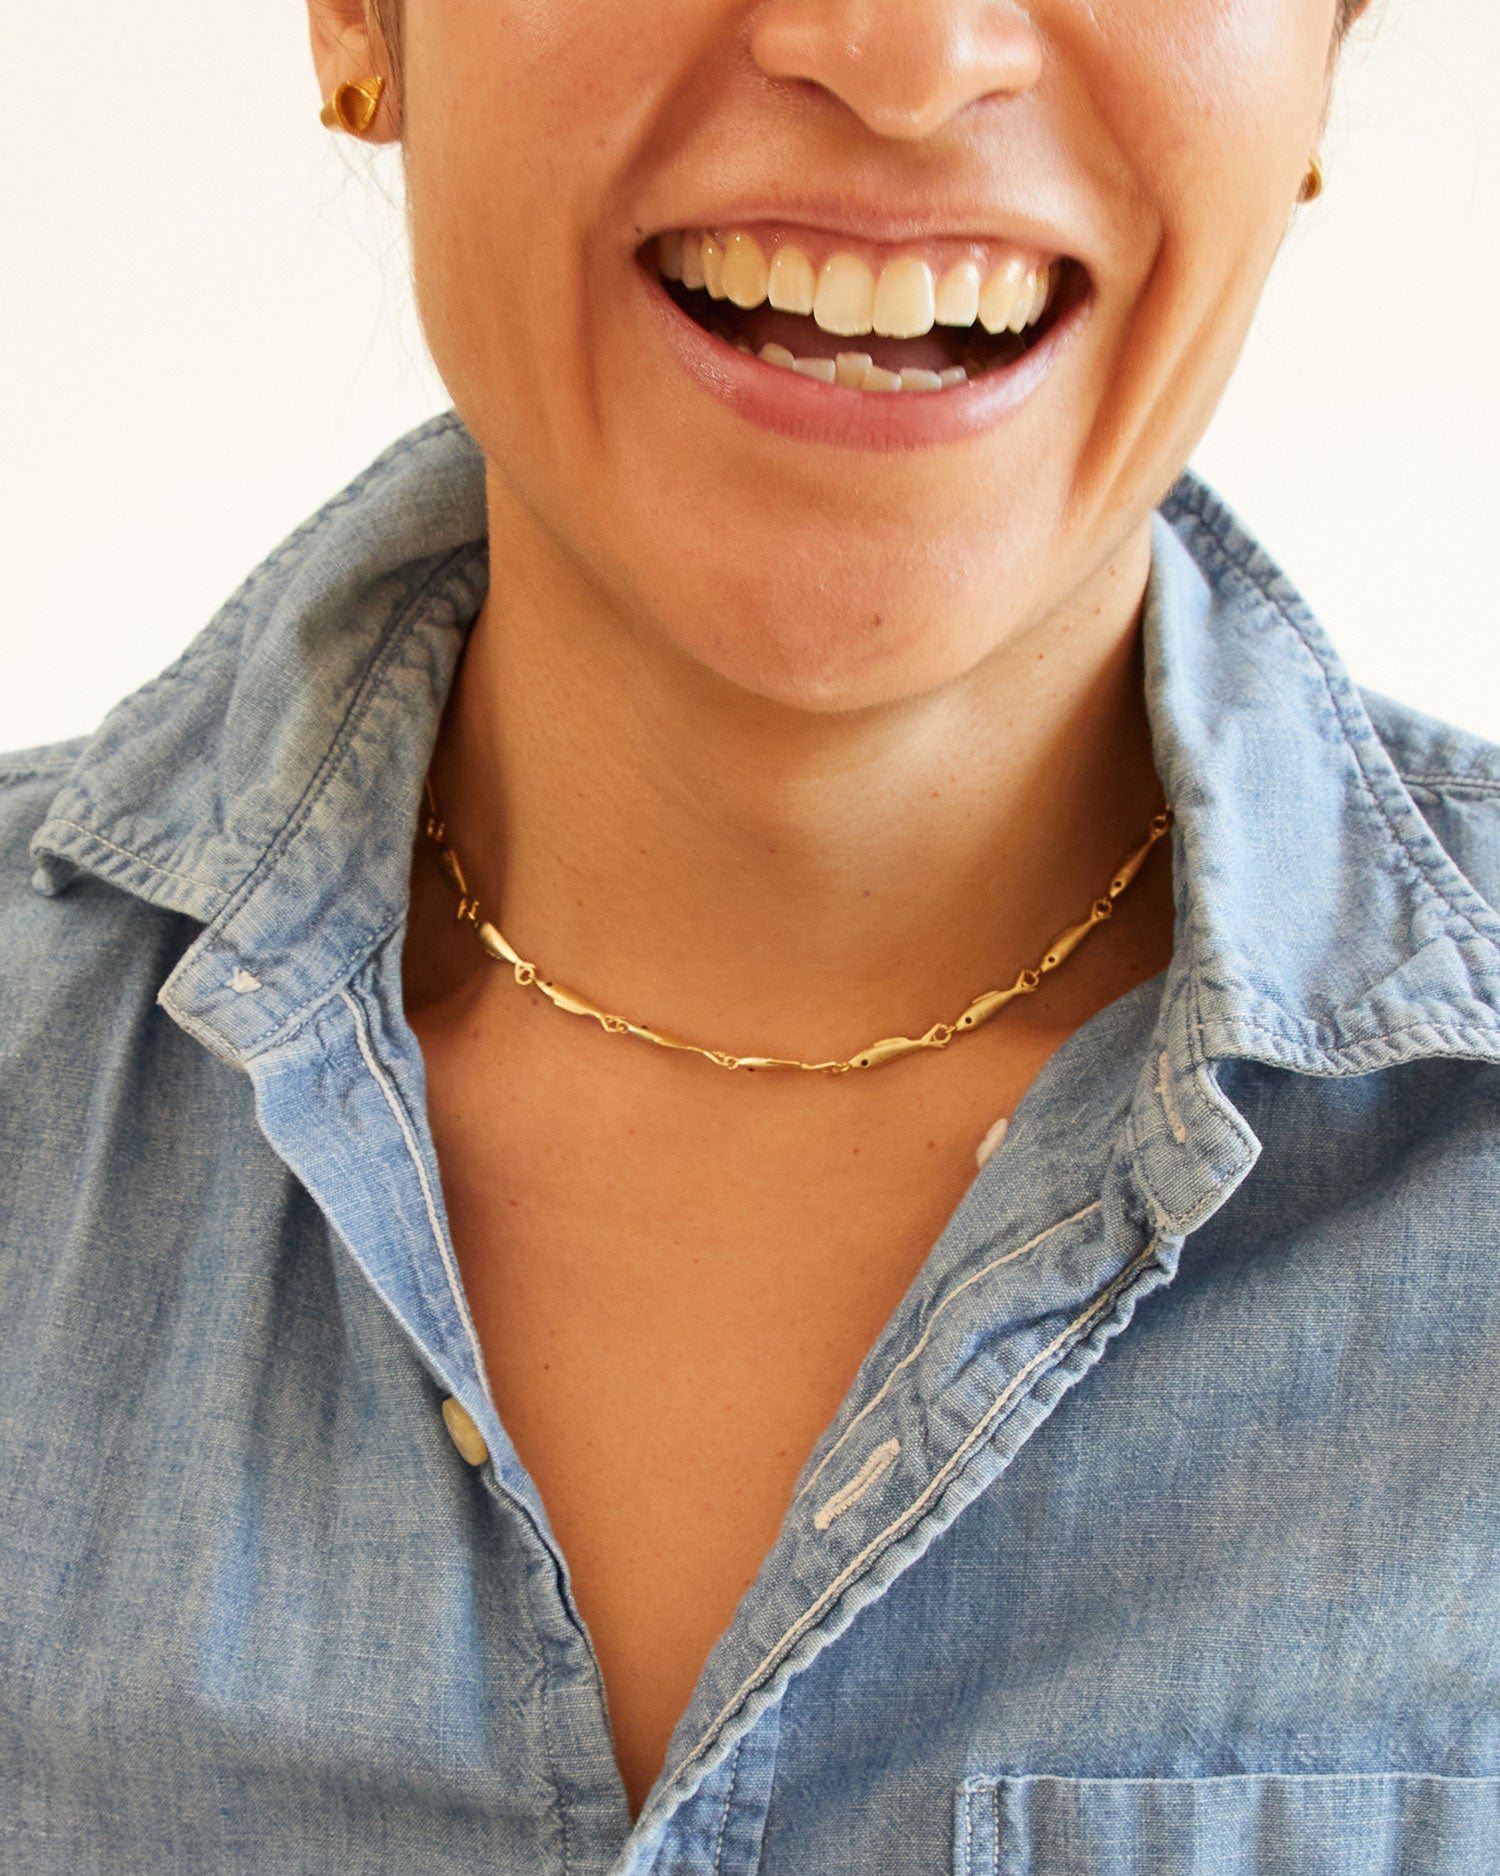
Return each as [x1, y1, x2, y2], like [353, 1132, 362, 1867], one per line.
[307, 0, 401, 142]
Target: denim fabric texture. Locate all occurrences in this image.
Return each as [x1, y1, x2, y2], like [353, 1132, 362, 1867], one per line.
[2, 412, 1499, 1874]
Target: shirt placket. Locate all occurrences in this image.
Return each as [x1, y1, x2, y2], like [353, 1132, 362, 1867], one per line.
[238, 953, 644, 1867]
[212, 908, 1258, 1876]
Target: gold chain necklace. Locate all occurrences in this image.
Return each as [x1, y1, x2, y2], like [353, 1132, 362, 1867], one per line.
[422, 781, 1171, 1075]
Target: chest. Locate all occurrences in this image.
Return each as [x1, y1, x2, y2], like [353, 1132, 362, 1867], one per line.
[416, 1020, 1049, 1814]
[456, 1160, 928, 1809]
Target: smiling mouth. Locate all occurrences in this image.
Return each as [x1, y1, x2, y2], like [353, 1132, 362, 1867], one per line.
[649, 227, 1085, 391]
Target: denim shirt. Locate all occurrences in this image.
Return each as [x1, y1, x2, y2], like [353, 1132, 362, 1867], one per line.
[3, 413, 1499, 1876]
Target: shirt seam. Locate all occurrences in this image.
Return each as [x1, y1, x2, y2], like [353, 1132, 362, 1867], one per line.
[156, 545, 483, 1063]
[206, 543, 480, 934]
[39, 816, 223, 897]
[27, 415, 474, 904]
[338, 984, 490, 1400]
[959, 1772, 1500, 1790]
[1403, 774, 1500, 798]
[0, 759, 81, 787]
[201, 412, 471, 641]
[791, 1199, 1102, 1507]
[223, 915, 403, 1068]
[713, 1737, 744, 1875]
[1168, 486, 1500, 957]
[1195, 1012, 1500, 1059]
[538, 1634, 572, 1876]
[670, 1236, 1164, 1799]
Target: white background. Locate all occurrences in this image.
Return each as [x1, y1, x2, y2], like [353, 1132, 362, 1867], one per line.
[3, 0, 1496, 753]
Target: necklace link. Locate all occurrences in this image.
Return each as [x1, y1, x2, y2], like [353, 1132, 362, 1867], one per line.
[423, 781, 1171, 1076]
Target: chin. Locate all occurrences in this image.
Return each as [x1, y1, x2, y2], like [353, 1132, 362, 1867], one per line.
[672, 591, 1006, 717]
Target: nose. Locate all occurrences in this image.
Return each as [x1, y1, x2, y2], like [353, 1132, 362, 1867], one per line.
[748, 0, 1044, 144]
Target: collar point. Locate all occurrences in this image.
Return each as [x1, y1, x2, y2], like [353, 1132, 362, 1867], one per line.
[1204, 1011, 1500, 1078]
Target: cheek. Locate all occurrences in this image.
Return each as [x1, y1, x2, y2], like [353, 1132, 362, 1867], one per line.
[400, 0, 572, 331]
[1088, 0, 1334, 196]
[388, 0, 1343, 715]
[399, 0, 706, 454]
[400, 0, 705, 244]
[1058, 0, 1336, 508]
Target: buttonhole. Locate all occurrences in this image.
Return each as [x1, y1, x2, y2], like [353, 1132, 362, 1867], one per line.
[975, 1115, 1010, 1168]
[814, 1436, 901, 1533]
[1155, 1049, 1188, 1144]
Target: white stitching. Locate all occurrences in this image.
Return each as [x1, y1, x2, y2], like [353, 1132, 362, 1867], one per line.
[340, 987, 490, 1397]
[1154, 1050, 1189, 1143]
[1403, 772, 1500, 795]
[712, 1737, 742, 1874]
[1168, 489, 1500, 955]
[793, 1201, 1101, 1505]
[814, 1438, 900, 1533]
[40, 817, 222, 895]
[678, 1238, 1163, 1789]
[1198, 1011, 1500, 1064]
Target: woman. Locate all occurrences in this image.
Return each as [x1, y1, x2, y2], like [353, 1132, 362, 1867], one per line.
[2, 0, 1497, 1867]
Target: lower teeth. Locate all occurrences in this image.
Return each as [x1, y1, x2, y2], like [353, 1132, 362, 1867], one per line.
[743, 339, 969, 392]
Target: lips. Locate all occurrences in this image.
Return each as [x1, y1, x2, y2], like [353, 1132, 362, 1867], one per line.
[637, 243, 1095, 448]
[654, 225, 1070, 389]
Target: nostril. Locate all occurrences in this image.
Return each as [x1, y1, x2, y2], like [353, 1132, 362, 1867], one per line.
[748, 0, 1044, 141]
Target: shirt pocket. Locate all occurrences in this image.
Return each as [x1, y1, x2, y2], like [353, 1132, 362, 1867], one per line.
[954, 1773, 1500, 1876]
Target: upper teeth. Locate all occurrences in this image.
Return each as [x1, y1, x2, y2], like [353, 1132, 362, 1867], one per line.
[657, 230, 1056, 339]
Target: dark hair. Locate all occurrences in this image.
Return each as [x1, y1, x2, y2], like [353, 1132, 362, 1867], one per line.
[372, 0, 402, 83]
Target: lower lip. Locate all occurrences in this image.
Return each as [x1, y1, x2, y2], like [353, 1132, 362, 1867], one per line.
[642, 268, 1089, 452]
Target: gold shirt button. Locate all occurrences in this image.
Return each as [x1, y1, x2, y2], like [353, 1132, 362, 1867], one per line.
[441, 1396, 489, 1467]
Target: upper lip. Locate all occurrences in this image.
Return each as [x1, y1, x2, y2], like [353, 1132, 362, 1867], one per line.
[639, 192, 1085, 263]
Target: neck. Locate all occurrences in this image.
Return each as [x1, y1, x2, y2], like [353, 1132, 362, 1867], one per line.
[423, 502, 1164, 1065]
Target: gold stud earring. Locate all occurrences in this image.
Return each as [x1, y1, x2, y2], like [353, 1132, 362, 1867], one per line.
[1297, 154, 1325, 204]
[319, 76, 387, 137]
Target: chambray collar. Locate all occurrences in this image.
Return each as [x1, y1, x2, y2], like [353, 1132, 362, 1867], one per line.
[1151, 478, 1500, 1075]
[29, 413, 1500, 1086]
